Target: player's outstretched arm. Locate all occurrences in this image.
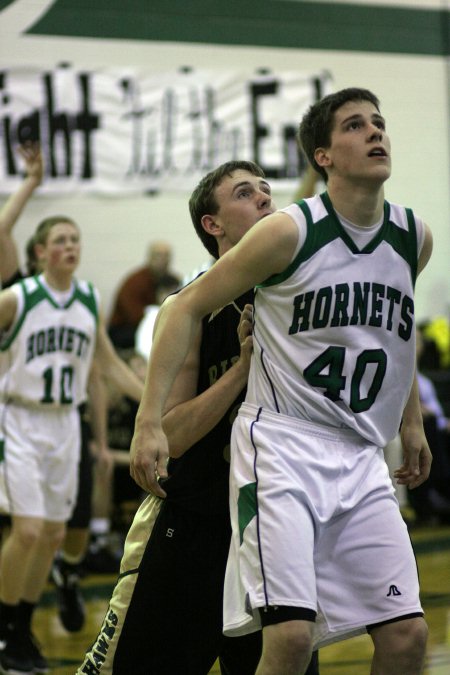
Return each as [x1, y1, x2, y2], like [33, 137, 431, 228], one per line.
[0, 143, 43, 282]
[129, 213, 297, 496]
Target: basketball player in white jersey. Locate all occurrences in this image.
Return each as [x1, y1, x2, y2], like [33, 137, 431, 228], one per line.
[129, 88, 433, 675]
[0, 216, 143, 673]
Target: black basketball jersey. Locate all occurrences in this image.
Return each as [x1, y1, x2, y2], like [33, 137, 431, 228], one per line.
[162, 288, 254, 514]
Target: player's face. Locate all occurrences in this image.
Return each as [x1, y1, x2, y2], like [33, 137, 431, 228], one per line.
[211, 170, 276, 253]
[317, 100, 391, 184]
[39, 222, 81, 273]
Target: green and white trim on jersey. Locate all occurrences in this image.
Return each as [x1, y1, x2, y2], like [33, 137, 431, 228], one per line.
[0, 275, 99, 408]
[245, 193, 424, 448]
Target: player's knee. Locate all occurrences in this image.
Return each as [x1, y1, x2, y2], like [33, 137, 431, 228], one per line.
[391, 617, 427, 653]
[402, 617, 428, 659]
[263, 620, 313, 668]
[372, 616, 428, 668]
[14, 521, 44, 548]
[44, 523, 66, 550]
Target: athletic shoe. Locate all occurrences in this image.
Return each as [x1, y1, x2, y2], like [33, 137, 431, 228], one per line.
[51, 558, 85, 633]
[22, 631, 48, 674]
[0, 626, 34, 674]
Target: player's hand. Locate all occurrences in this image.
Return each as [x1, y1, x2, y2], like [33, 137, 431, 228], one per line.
[18, 143, 44, 183]
[394, 422, 432, 489]
[129, 423, 169, 498]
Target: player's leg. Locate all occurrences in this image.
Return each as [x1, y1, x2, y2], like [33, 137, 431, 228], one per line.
[0, 516, 40, 672]
[52, 408, 93, 632]
[369, 616, 428, 674]
[315, 444, 427, 667]
[224, 408, 321, 674]
[76, 494, 163, 674]
[219, 632, 263, 675]
[0, 404, 51, 671]
[20, 519, 66, 673]
[113, 503, 231, 674]
[256, 619, 314, 675]
[219, 628, 319, 675]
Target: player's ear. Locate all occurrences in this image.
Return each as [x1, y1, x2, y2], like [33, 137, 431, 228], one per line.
[314, 147, 331, 170]
[201, 214, 223, 237]
[34, 243, 46, 263]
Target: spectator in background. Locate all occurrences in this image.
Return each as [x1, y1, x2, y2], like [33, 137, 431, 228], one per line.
[108, 241, 181, 348]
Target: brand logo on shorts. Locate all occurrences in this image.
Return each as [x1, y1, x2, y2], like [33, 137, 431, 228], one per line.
[387, 584, 402, 597]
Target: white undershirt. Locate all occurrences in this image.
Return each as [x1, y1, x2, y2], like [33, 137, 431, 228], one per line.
[39, 274, 75, 307]
[335, 210, 384, 250]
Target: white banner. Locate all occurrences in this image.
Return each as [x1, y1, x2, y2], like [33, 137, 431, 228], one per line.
[0, 66, 332, 195]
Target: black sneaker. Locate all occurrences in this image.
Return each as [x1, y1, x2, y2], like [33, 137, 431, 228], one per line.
[22, 631, 48, 674]
[51, 559, 85, 633]
[0, 626, 34, 674]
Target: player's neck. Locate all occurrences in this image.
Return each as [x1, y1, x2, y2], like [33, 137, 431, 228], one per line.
[327, 180, 385, 228]
[42, 269, 74, 291]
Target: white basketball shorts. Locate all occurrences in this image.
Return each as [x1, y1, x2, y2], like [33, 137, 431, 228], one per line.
[0, 402, 81, 521]
[223, 403, 423, 649]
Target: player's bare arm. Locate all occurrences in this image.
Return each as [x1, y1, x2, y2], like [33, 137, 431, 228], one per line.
[162, 303, 253, 457]
[0, 143, 43, 281]
[94, 311, 144, 402]
[395, 371, 432, 489]
[129, 296, 245, 492]
[0, 289, 18, 331]
[394, 222, 433, 489]
[129, 214, 298, 496]
[87, 361, 114, 475]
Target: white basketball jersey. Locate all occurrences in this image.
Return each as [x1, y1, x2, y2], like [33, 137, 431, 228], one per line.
[246, 193, 424, 448]
[0, 275, 99, 408]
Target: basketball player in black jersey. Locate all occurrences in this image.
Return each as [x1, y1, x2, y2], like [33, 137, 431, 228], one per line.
[78, 161, 319, 674]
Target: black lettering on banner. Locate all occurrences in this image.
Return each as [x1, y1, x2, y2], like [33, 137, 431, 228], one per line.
[121, 77, 151, 177]
[0, 67, 328, 190]
[186, 84, 203, 172]
[250, 79, 279, 178]
[44, 72, 73, 177]
[76, 73, 100, 179]
[0, 69, 100, 181]
[162, 88, 176, 172]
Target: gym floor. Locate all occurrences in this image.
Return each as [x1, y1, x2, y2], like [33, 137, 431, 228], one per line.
[35, 523, 450, 674]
